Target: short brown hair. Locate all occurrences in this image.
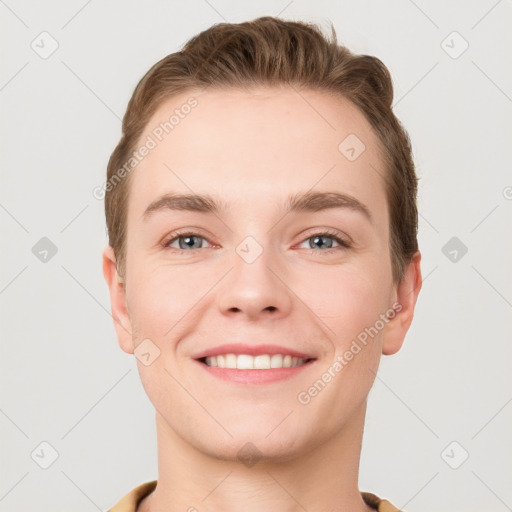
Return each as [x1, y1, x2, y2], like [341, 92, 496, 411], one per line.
[105, 16, 418, 283]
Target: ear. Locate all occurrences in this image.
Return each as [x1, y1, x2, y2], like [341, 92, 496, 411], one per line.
[102, 245, 134, 354]
[382, 250, 422, 355]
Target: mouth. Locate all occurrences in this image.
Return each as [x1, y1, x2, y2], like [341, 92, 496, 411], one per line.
[197, 353, 316, 370]
[191, 343, 318, 384]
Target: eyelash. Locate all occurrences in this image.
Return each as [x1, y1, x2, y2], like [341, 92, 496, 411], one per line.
[161, 229, 352, 255]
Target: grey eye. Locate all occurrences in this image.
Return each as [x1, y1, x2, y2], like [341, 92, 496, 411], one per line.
[166, 234, 206, 250]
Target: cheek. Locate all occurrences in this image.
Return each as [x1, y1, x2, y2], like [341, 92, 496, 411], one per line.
[302, 267, 389, 415]
[125, 266, 202, 409]
[126, 261, 212, 341]
[305, 264, 390, 349]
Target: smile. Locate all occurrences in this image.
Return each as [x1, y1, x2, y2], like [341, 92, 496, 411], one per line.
[200, 353, 314, 369]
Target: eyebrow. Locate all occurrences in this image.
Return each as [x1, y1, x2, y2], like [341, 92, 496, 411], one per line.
[142, 190, 373, 224]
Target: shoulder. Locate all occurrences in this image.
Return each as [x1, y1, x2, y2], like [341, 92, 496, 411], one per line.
[107, 482, 402, 512]
[361, 491, 403, 512]
[107, 480, 157, 512]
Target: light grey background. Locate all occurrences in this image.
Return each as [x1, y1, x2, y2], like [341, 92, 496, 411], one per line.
[1, 1, 511, 511]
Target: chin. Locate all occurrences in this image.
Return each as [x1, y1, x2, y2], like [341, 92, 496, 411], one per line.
[192, 425, 310, 465]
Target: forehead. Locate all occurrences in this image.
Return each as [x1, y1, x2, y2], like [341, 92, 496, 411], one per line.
[126, 86, 388, 226]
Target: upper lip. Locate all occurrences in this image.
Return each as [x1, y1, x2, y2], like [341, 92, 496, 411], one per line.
[192, 343, 316, 360]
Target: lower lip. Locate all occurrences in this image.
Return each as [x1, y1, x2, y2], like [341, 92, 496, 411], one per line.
[194, 359, 316, 385]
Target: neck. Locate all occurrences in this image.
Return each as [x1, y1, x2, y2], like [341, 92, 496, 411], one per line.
[138, 400, 372, 512]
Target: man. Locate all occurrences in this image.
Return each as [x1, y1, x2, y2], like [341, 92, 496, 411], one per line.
[103, 16, 422, 512]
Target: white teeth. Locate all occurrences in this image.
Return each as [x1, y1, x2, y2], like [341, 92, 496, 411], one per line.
[237, 354, 253, 369]
[204, 353, 307, 369]
[270, 354, 282, 368]
[254, 355, 271, 369]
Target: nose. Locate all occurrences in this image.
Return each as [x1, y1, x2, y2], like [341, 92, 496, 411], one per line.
[217, 242, 293, 321]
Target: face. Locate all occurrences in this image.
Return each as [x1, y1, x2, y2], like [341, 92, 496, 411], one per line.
[103, 86, 421, 462]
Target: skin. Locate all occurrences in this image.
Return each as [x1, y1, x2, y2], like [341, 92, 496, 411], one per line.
[103, 86, 422, 512]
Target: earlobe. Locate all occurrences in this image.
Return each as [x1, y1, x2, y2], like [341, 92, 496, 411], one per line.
[382, 251, 422, 355]
[102, 245, 134, 354]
